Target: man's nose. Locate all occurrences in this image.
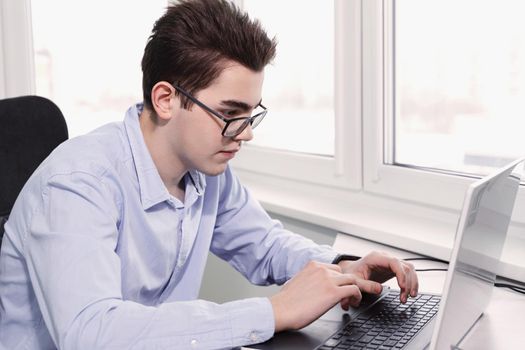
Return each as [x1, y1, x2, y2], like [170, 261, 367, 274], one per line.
[232, 123, 253, 142]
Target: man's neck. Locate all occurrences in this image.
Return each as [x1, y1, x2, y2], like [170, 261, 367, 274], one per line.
[166, 178, 186, 202]
[139, 108, 187, 201]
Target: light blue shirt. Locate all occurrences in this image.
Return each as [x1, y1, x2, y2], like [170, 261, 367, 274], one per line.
[0, 103, 337, 349]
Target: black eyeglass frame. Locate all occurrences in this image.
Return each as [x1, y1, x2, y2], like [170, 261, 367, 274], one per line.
[172, 83, 267, 137]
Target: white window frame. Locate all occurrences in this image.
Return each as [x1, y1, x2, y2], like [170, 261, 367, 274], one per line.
[362, 0, 472, 210]
[0, 0, 35, 98]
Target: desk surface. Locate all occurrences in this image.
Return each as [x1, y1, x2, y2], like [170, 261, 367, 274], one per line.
[247, 233, 525, 350]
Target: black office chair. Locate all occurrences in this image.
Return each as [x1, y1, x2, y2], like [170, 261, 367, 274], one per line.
[0, 95, 68, 245]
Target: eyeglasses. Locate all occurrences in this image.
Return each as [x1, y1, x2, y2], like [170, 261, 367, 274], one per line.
[172, 84, 267, 138]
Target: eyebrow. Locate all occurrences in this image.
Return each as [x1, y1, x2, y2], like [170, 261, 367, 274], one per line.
[220, 99, 263, 111]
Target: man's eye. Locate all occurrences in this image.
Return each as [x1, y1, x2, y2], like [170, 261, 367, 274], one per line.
[223, 109, 241, 117]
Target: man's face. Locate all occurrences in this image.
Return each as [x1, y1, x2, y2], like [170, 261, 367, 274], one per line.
[170, 62, 264, 176]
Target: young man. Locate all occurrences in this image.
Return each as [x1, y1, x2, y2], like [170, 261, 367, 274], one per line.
[0, 0, 418, 349]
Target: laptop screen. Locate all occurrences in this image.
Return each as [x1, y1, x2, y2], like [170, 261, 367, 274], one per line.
[430, 158, 524, 349]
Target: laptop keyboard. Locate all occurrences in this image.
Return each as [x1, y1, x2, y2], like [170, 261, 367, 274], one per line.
[317, 292, 441, 350]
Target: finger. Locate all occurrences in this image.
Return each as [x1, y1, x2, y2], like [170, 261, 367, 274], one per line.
[322, 262, 343, 273]
[340, 297, 350, 311]
[412, 274, 419, 297]
[335, 273, 383, 297]
[406, 262, 419, 297]
[388, 258, 407, 290]
[354, 277, 383, 295]
[386, 258, 411, 302]
[401, 262, 421, 301]
[338, 285, 362, 307]
[334, 273, 357, 286]
[399, 261, 418, 300]
[401, 265, 411, 303]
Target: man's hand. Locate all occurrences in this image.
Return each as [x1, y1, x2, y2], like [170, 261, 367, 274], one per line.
[269, 261, 381, 332]
[337, 251, 419, 308]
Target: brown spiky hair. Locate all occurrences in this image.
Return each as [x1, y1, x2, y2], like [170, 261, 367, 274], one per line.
[141, 0, 277, 110]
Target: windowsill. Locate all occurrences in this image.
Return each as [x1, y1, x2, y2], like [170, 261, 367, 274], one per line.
[234, 168, 525, 283]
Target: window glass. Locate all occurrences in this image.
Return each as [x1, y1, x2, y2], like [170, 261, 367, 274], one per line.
[242, 0, 334, 156]
[394, 0, 525, 175]
[31, 0, 167, 137]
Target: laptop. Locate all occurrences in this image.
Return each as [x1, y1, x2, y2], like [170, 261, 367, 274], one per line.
[250, 158, 524, 350]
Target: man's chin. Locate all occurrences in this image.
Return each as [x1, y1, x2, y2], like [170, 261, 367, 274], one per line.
[198, 163, 228, 177]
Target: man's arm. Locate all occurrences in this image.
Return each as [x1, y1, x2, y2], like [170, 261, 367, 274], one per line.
[24, 172, 274, 349]
[210, 168, 419, 332]
[211, 166, 338, 286]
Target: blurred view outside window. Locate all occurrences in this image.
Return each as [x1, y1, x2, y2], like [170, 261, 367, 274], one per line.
[32, 0, 334, 155]
[242, 0, 335, 156]
[394, 0, 525, 176]
[31, 0, 167, 137]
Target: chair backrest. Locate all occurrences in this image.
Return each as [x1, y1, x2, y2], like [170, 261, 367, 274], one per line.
[0, 95, 68, 244]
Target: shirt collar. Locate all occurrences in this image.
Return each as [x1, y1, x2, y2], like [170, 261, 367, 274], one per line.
[187, 170, 206, 196]
[124, 103, 206, 210]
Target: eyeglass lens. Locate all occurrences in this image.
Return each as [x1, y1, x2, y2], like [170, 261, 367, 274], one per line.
[224, 111, 266, 137]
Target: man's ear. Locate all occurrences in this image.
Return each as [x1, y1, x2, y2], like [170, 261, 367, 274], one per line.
[151, 81, 178, 121]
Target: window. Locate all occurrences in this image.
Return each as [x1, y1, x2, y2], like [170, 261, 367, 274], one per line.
[364, 0, 525, 212]
[241, 0, 334, 156]
[393, 0, 525, 176]
[31, 0, 167, 137]
[232, 0, 362, 189]
[2, 0, 523, 279]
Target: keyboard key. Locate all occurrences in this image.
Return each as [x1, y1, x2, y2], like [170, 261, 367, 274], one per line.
[324, 338, 341, 347]
[360, 335, 375, 343]
[348, 331, 366, 341]
[383, 339, 399, 347]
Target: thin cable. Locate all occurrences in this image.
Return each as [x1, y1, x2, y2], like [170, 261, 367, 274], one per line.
[494, 283, 525, 295]
[404, 257, 449, 272]
[402, 258, 525, 295]
[404, 257, 448, 264]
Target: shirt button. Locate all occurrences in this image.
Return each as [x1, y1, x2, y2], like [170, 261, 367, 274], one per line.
[190, 339, 198, 348]
[250, 332, 258, 342]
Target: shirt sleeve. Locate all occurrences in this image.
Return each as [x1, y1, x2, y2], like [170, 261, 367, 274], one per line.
[211, 167, 338, 286]
[24, 171, 274, 349]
